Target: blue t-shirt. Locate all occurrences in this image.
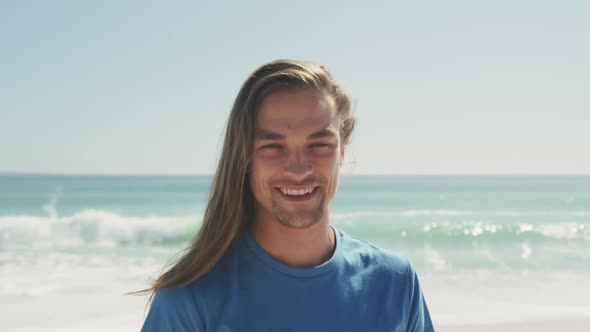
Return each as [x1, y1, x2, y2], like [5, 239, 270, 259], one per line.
[141, 227, 434, 331]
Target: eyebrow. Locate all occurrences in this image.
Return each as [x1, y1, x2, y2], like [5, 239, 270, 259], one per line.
[307, 128, 338, 140]
[255, 129, 285, 140]
[255, 128, 338, 140]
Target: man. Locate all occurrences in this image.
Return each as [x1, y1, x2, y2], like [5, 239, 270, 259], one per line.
[141, 59, 434, 331]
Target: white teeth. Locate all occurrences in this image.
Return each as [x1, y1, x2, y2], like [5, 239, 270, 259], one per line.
[280, 187, 315, 196]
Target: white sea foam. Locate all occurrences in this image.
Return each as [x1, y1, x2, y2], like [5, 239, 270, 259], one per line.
[41, 188, 61, 220]
[0, 250, 157, 331]
[536, 223, 587, 240]
[402, 209, 469, 216]
[333, 209, 590, 220]
[520, 242, 532, 260]
[400, 209, 590, 217]
[423, 246, 448, 271]
[331, 211, 397, 220]
[422, 270, 590, 325]
[0, 209, 199, 249]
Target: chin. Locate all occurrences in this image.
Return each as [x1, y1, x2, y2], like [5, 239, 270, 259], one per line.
[275, 209, 325, 229]
[277, 218, 320, 229]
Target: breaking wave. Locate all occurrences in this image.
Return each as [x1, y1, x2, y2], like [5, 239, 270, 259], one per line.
[0, 209, 199, 249]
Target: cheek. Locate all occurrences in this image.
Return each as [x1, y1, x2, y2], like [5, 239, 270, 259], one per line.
[327, 168, 340, 195]
[315, 152, 341, 197]
[317, 149, 341, 172]
[250, 161, 274, 195]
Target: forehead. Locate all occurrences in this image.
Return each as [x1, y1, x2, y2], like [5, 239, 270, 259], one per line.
[255, 90, 338, 133]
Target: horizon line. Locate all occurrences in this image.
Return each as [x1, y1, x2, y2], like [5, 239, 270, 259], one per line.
[1, 171, 589, 177]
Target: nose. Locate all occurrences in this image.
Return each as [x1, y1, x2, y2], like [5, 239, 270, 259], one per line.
[284, 149, 313, 179]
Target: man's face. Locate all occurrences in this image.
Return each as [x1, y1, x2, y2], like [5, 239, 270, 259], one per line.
[249, 89, 343, 229]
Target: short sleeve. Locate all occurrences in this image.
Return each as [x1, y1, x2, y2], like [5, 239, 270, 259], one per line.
[141, 287, 203, 332]
[405, 260, 435, 332]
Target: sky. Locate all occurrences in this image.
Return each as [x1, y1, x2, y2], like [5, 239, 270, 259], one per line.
[1, 1, 589, 175]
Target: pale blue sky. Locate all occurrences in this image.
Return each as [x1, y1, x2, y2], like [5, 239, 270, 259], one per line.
[1, 1, 588, 174]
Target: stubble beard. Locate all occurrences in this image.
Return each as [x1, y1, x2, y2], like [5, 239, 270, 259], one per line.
[270, 189, 326, 229]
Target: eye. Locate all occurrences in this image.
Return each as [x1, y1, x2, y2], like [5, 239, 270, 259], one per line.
[310, 143, 332, 149]
[257, 144, 284, 155]
[309, 143, 335, 154]
[260, 144, 282, 150]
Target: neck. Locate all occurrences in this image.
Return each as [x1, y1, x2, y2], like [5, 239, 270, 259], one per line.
[250, 214, 335, 268]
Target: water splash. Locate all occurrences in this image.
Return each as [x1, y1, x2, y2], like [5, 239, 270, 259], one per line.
[424, 246, 448, 271]
[520, 243, 532, 260]
[41, 187, 61, 221]
[0, 209, 200, 249]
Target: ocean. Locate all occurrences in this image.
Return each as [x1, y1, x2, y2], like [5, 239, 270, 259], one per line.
[1, 175, 589, 330]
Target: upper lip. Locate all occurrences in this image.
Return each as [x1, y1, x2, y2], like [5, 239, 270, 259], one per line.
[275, 186, 319, 196]
[275, 185, 318, 190]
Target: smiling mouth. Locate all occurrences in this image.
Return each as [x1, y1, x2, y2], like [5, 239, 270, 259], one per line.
[274, 186, 320, 202]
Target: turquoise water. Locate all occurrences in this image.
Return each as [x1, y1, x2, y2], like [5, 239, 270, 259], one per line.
[1, 175, 589, 272]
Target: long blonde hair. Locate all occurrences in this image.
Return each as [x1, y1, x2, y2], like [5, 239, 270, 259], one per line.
[134, 59, 356, 300]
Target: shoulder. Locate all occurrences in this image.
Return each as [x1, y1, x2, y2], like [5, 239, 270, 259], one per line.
[337, 227, 414, 277]
[336, 228, 434, 330]
[141, 286, 204, 332]
[141, 241, 244, 332]
[151, 285, 198, 307]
